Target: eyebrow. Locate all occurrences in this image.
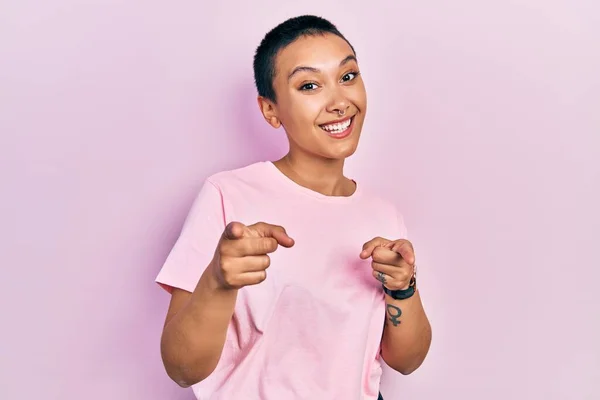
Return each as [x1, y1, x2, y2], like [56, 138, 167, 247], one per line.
[287, 55, 358, 82]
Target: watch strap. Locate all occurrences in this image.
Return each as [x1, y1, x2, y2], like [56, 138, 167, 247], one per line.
[382, 276, 417, 300]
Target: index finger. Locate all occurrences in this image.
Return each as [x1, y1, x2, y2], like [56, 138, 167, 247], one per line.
[390, 240, 415, 265]
[250, 222, 295, 248]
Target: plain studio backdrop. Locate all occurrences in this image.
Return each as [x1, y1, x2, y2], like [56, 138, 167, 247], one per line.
[1, 1, 599, 399]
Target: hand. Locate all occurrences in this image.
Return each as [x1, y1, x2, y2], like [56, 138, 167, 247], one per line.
[210, 222, 295, 290]
[360, 237, 416, 291]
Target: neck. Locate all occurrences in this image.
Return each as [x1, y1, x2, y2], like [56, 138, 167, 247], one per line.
[273, 152, 355, 197]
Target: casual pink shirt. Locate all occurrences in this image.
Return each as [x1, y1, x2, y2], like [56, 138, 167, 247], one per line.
[156, 161, 408, 400]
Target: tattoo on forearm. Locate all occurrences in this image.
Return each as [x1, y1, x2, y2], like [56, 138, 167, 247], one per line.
[386, 304, 402, 327]
[377, 272, 387, 284]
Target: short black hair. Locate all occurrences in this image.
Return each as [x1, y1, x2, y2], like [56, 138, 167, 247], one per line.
[253, 15, 356, 103]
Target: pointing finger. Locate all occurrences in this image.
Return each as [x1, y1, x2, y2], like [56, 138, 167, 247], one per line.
[250, 222, 295, 248]
[390, 240, 415, 265]
[236, 237, 279, 256]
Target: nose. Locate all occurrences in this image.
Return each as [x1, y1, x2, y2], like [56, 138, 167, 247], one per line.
[325, 87, 350, 116]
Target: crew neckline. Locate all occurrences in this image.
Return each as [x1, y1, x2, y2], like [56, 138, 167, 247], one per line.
[263, 161, 361, 203]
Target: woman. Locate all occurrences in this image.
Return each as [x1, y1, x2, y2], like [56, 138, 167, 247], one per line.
[156, 15, 432, 400]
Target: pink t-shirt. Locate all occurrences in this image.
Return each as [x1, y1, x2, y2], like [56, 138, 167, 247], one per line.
[156, 161, 407, 400]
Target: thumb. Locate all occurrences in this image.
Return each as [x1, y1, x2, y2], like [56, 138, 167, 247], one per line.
[359, 247, 374, 260]
[223, 221, 246, 240]
[252, 222, 295, 248]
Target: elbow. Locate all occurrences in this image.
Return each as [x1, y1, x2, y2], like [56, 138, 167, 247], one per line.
[395, 363, 420, 376]
[164, 361, 215, 388]
[160, 340, 217, 388]
[386, 358, 423, 376]
[172, 375, 202, 389]
[171, 374, 195, 389]
[381, 343, 430, 376]
[169, 367, 200, 388]
[386, 343, 431, 375]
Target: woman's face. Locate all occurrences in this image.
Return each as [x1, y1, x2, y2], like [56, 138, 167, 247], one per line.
[260, 33, 367, 161]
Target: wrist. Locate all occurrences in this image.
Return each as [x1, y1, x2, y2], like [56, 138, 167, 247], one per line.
[382, 276, 417, 300]
[384, 282, 411, 291]
[194, 267, 238, 301]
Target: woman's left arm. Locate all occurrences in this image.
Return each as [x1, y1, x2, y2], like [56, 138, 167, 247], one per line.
[360, 238, 432, 375]
[380, 290, 432, 374]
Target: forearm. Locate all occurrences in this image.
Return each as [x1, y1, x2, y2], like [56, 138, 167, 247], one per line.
[161, 268, 237, 386]
[381, 290, 432, 375]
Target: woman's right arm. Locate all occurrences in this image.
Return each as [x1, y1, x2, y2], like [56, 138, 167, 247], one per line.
[160, 268, 238, 387]
[159, 221, 294, 387]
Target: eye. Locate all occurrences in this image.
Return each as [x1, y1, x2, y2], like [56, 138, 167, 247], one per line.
[341, 71, 360, 82]
[299, 82, 319, 91]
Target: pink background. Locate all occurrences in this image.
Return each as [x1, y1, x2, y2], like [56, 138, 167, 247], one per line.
[1, 1, 599, 399]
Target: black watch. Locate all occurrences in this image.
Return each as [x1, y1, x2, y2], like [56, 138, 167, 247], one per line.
[382, 276, 417, 300]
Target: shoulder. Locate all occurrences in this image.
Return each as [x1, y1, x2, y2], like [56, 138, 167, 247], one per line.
[205, 162, 269, 189]
[199, 162, 276, 205]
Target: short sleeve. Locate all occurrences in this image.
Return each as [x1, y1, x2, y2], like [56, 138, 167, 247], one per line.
[156, 179, 226, 293]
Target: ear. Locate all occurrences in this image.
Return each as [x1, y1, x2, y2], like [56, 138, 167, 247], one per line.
[257, 96, 281, 129]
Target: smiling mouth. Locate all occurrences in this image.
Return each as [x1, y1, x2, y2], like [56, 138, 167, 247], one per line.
[318, 116, 354, 136]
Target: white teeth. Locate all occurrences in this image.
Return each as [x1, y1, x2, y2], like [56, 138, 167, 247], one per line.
[321, 118, 352, 133]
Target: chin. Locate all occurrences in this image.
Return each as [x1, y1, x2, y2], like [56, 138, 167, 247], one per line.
[324, 141, 360, 160]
